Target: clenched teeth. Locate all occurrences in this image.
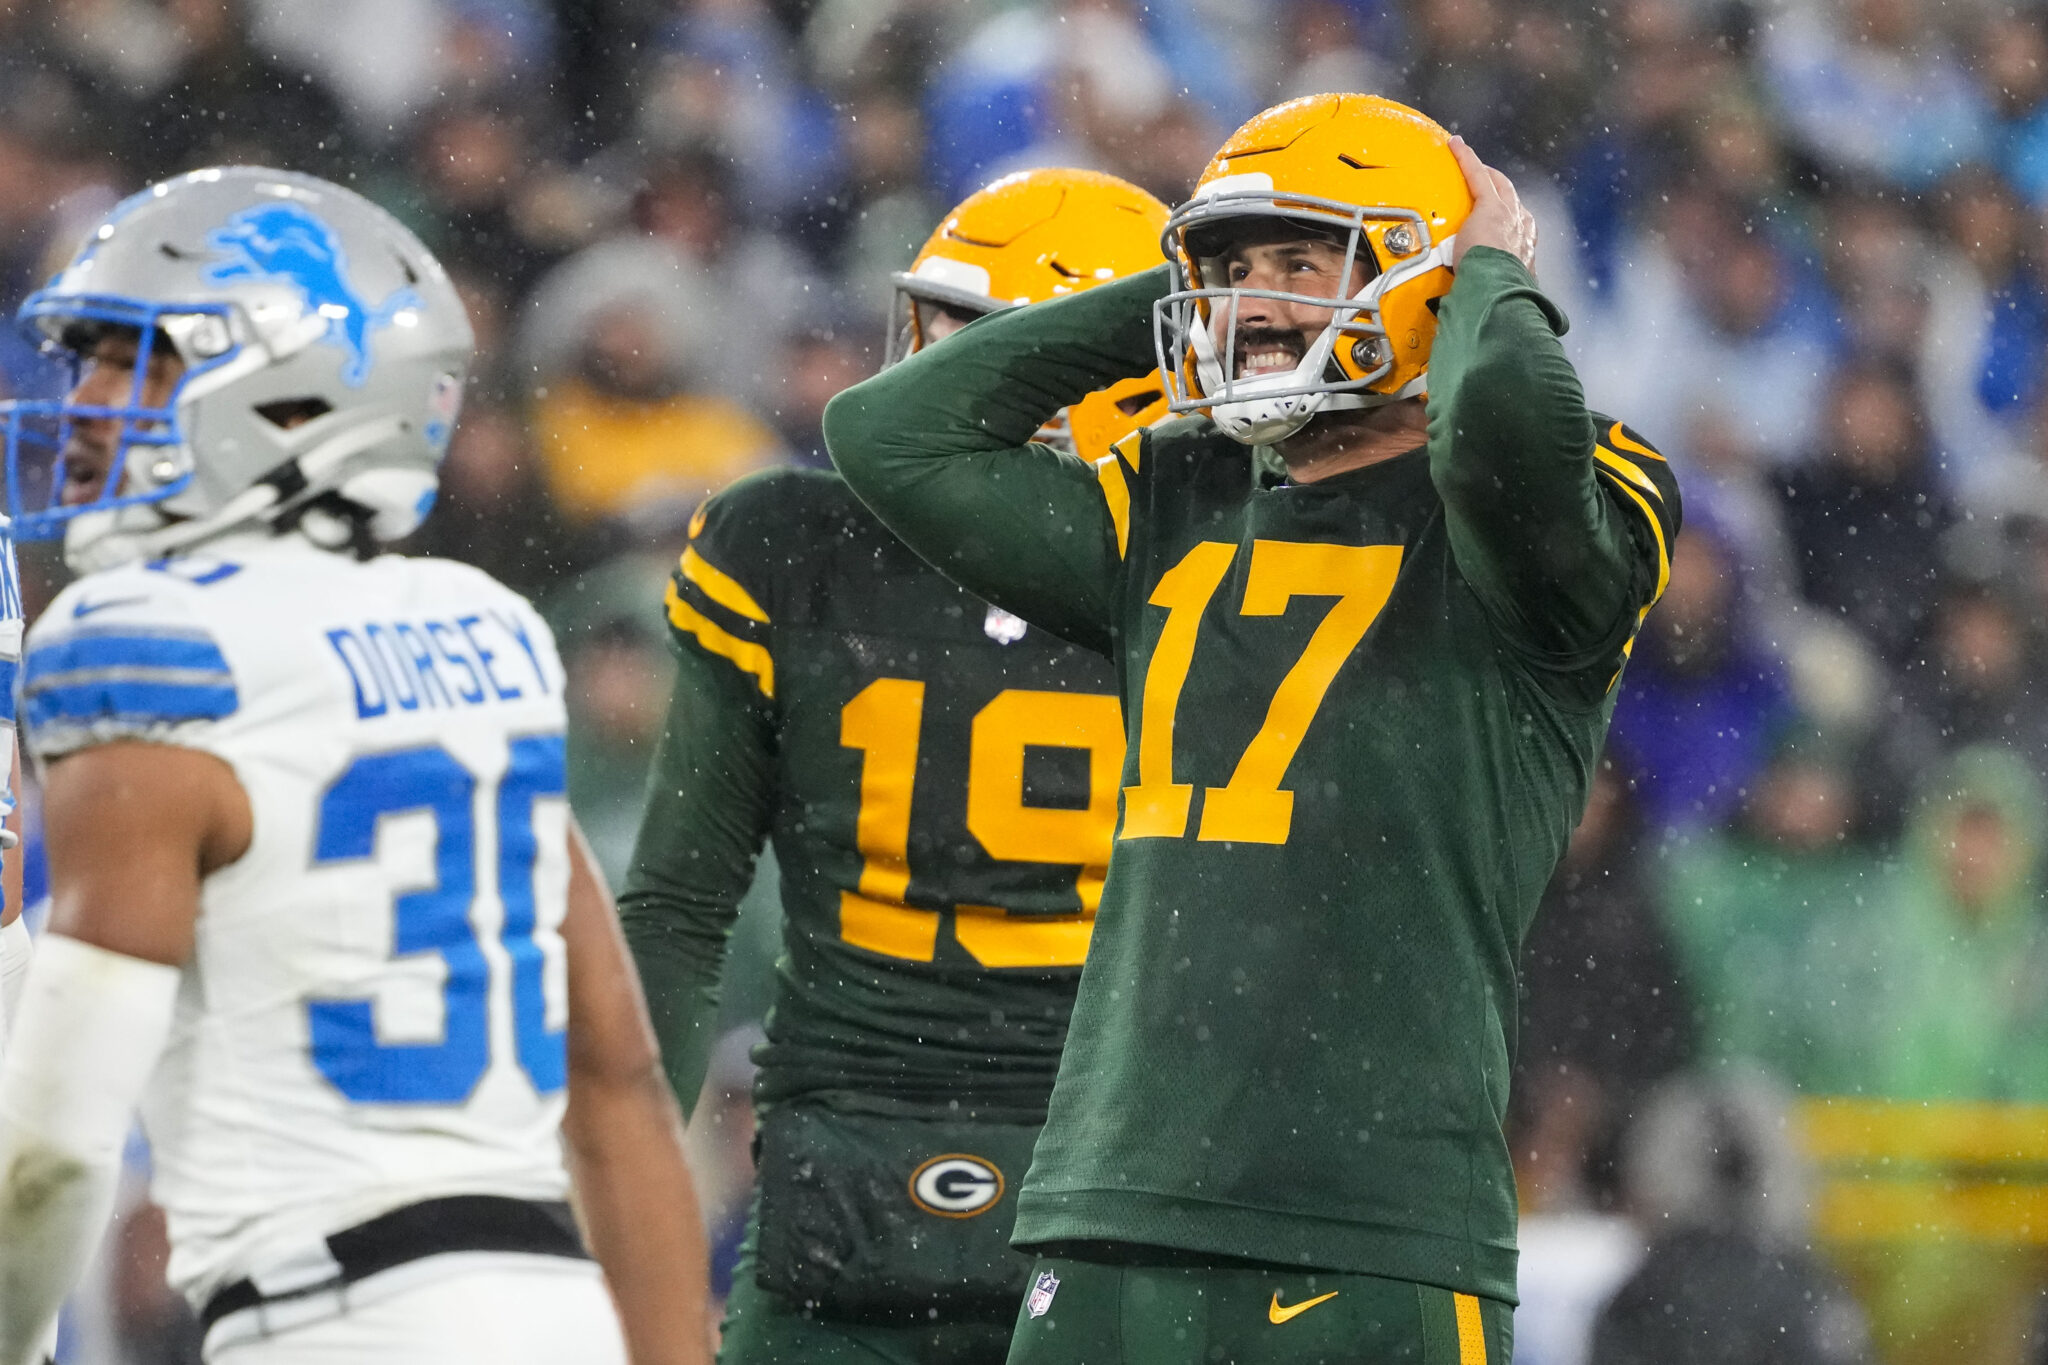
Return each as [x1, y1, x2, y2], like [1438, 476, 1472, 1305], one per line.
[1242, 348, 1299, 375]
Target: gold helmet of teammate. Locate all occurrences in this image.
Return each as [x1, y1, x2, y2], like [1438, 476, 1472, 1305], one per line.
[888, 167, 1171, 462]
[1153, 93, 1474, 446]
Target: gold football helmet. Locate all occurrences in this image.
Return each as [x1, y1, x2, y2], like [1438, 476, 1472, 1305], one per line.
[890, 167, 1170, 461]
[1153, 94, 1475, 445]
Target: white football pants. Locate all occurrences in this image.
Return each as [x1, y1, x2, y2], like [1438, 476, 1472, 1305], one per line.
[205, 1258, 626, 1365]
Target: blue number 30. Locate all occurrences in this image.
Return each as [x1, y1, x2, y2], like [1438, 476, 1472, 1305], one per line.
[307, 736, 568, 1104]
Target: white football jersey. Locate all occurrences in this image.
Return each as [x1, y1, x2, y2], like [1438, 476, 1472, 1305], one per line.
[0, 519, 20, 803]
[22, 533, 574, 1305]
[0, 519, 20, 1055]
[0, 518, 21, 826]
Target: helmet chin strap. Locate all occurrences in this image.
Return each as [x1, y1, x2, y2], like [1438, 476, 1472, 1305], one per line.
[1209, 376, 1422, 449]
[64, 414, 408, 572]
[1210, 397, 1318, 446]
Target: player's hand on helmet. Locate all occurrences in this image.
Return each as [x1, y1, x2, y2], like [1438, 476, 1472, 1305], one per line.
[1448, 136, 1537, 274]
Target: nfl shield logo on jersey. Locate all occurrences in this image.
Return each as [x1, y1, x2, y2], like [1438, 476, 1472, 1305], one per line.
[1027, 1268, 1060, 1318]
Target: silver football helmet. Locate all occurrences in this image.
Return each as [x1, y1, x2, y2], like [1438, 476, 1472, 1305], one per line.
[1, 166, 473, 570]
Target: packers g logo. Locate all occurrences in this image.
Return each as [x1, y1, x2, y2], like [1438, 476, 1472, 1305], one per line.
[908, 1153, 1004, 1218]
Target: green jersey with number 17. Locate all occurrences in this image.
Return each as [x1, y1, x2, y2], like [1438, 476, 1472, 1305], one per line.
[823, 252, 1682, 1303]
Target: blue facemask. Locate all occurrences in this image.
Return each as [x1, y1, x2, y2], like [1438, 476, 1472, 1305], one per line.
[0, 292, 241, 541]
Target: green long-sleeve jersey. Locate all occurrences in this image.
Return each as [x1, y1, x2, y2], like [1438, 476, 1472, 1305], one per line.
[823, 250, 1680, 1302]
[618, 468, 1122, 1123]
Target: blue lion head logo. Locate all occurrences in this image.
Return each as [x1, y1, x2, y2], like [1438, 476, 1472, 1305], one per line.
[204, 203, 419, 388]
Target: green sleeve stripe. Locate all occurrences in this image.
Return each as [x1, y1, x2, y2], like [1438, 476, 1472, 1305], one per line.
[665, 579, 774, 698]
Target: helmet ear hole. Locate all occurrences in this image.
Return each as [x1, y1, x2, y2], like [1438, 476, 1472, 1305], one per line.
[254, 397, 334, 430]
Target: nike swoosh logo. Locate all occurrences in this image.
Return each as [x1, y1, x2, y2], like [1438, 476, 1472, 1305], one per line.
[1269, 1290, 1339, 1324]
[72, 595, 146, 619]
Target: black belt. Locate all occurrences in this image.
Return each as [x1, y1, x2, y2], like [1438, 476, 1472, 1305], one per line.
[200, 1195, 589, 1332]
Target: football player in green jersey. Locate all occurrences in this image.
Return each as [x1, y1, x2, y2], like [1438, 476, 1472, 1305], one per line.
[824, 95, 1681, 1365]
[619, 168, 1173, 1365]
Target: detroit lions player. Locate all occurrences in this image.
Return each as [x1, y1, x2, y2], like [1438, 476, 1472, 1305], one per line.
[0, 168, 710, 1365]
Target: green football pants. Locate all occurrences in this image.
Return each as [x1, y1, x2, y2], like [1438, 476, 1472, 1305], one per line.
[1004, 1255, 1512, 1365]
[717, 1226, 1015, 1365]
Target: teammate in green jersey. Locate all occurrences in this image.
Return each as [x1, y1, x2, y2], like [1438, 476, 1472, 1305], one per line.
[619, 167, 1172, 1365]
[823, 95, 1681, 1365]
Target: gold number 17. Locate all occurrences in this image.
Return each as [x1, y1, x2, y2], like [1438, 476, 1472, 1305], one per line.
[1122, 538, 1403, 846]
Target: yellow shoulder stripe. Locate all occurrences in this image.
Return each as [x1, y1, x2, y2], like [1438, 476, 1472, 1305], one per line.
[1110, 428, 1142, 474]
[1095, 453, 1131, 560]
[687, 503, 710, 538]
[1607, 421, 1665, 463]
[665, 580, 774, 698]
[680, 546, 769, 623]
[1594, 444, 1661, 502]
[1597, 467, 1670, 604]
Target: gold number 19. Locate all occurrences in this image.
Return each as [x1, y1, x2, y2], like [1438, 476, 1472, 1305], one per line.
[838, 678, 1122, 966]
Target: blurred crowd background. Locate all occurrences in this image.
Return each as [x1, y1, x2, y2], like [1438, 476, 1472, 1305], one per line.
[9, 0, 2048, 1360]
